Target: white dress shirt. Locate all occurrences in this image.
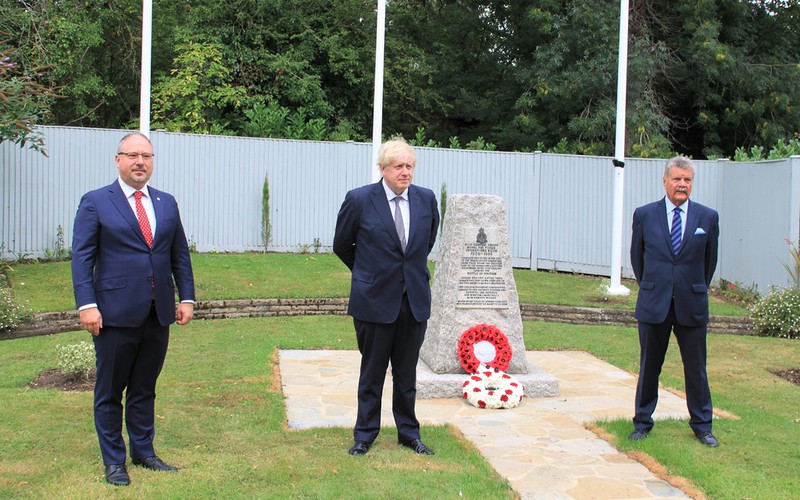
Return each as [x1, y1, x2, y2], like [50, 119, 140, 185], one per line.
[665, 198, 687, 241]
[383, 179, 409, 243]
[118, 177, 157, 237]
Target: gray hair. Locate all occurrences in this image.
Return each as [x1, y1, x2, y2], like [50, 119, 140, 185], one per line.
[117, 132, 152, 153]
[664, 156, 695, 178]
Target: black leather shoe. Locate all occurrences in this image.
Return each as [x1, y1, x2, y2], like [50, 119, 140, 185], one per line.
[348, 440, 372, 456]
[104, 464, 130, 486]
[696, 431, 719, 447]
[399, 438, 435, 455]
[132, 455, 178, 472]
[628, 429, 650, 441]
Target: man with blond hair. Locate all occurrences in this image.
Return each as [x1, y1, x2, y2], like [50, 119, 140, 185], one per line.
[333, 139, 439, 456]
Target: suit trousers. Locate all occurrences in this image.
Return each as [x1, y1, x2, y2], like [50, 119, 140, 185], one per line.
[633, 301, 713, 434]
[92, 304, 170, 465]
[353, 293, 426, 444]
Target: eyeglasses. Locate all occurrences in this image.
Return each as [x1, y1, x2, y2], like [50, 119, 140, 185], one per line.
[118, 152, 154, 160]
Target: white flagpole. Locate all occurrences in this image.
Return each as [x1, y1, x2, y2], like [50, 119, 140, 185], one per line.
[607, 0, 631, 296]
[371, 0, 386, 183]
[139, 0, 153, 136]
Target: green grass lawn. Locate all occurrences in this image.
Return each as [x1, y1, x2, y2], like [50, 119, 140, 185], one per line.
[2, 254, 794, 498]
[0, 316, 515, 498]
[528, 322, 800, 499]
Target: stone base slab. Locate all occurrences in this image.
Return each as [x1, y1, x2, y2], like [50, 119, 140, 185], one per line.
[417, 358, 560, 399]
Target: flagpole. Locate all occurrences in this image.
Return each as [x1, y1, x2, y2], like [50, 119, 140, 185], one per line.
[139, 0, 153, 136]
[607, 0, 631, 296]
[371, 0, 386, 182]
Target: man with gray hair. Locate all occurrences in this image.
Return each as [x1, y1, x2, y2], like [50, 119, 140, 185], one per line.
[72, 132, 195, 485]
[629, 156, 720, 447]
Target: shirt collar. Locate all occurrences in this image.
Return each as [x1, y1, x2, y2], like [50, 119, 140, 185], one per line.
[665, 197, 688, 213]
[118, 177, 150, 199]
[382, 179, 408, 202]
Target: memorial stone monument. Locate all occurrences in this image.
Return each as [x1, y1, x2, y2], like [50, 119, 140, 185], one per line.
[416, 194, 559, 398]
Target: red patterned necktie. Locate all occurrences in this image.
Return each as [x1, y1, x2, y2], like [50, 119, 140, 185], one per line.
[134, 191, 153, 247]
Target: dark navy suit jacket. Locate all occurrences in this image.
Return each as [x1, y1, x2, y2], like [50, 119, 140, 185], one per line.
[72, 181, 195, 326]
[630, 198, 719, 326]
[333, 181, 439, 324]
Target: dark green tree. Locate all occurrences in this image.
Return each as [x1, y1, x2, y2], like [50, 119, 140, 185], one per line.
[647, 0, 800, 158]
[0, 39, 59, 155]
[182, 0, 378, 139]
[3, 0, 798, 157]
[388, 1, 542, 150]
[0, 0, 191, 130]
[151, 38, 246, 134]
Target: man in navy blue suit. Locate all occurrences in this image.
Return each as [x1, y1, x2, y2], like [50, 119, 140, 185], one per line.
[72, 132, 195, 485]
[333, 139, 439, 456]
[629, 156, 720, 447]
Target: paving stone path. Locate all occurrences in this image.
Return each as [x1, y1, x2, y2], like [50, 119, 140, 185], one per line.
[281, 350, 693, 499]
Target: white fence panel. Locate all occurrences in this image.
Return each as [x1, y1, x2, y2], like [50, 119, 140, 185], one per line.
[2, 126, 798, 292]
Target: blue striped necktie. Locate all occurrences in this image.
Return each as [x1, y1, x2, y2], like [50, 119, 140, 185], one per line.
[670, 207, 682, 254]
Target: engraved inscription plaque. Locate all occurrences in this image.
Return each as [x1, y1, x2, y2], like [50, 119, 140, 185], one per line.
[456, 227, 509, 309]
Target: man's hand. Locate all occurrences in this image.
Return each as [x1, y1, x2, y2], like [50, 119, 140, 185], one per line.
[176, 302, 194, 325]
[79, 307, 103, 336]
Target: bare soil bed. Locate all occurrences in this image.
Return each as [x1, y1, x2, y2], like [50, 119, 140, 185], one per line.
[28, 369, 95, 391]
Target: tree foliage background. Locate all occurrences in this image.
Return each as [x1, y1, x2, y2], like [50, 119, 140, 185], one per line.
[1, 0, 798, 159]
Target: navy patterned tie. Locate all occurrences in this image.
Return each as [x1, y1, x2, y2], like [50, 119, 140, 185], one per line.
[670, 207, 682, 255]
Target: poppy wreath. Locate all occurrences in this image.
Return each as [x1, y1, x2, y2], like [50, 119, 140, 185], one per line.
[457, 323, 512, 374]
[462, 363, 524, 409]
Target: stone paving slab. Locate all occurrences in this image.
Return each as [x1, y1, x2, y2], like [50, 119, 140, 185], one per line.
[416, 356, 561, 399]
[280, 350, 691, 499]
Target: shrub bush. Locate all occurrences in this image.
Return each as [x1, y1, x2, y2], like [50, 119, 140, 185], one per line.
[57, 341, 96, 380]
[715, 279, 760, 308]
[0, 286, 30, 333]
[750, 288, 800, 339]
[781, 239, 800, 288]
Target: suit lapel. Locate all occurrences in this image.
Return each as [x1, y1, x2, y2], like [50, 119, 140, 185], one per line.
[371, 181, 404, 251]
[107, 182, 150, 247]
[664, 198, 697, 257]
[657, 198, 672, 253]
[681, 200, 701, 254]
[407, 185, 422, 251]
[149, 187, 163, 244]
